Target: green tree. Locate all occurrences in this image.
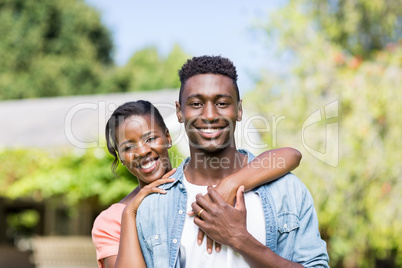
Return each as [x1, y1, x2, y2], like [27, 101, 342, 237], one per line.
[249, 1, 401, 267]
[0, 0, 113, 100]
[308, 0, 401, 57]
[103, 44, 190, 92]
[0, 145, 184, 207]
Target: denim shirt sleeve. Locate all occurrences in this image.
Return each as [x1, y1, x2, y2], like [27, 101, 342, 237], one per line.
[264, 173, 329, 267]
[136, 216, 153, 267]
[239, 150, 328, 265]
[137, 187, 179, 268]
[293, 182, 329, 267]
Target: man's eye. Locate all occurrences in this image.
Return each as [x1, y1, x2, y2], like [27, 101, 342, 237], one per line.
[217, 102, 229, 107]
[191, 102, 202, 107]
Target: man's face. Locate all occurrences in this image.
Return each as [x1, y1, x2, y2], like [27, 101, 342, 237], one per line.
[176, 74, 242, 153]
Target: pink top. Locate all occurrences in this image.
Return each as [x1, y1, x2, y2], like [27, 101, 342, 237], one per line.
[92, 203, 126, 268]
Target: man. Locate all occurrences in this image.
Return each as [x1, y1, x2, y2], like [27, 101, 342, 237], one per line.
[136, 56, 329, 267]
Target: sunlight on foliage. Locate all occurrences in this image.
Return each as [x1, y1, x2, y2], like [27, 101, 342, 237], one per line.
[7, 210, 40, 236]
[0, 145, 183, 207]
[247, 1, 401, 266]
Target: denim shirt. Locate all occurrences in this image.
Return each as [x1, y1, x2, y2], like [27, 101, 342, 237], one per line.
[136, 149, 329, 268]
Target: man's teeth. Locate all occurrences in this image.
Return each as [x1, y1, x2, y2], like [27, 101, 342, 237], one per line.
[200, 128, 220, 133]
[140, 160, 156, 169]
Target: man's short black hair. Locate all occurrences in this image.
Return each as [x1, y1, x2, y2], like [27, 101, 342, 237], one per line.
[178, 55, 240, 104]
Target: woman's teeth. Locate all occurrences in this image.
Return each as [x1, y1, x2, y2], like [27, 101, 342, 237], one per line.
[140, 160, 156, 169]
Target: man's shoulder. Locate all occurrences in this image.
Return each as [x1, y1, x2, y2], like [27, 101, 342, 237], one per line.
[238, 148, 256, 161]
[259, 173, 310, 203]
[139, 186, 177, 206]
[138, 157, 189, 212]
[137, 180, 181, 216]
[270, 172, 305, 188]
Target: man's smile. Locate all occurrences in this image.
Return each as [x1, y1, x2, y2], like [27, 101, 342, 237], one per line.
[199, 128, 221, 134]
[194, 125, 229, 139]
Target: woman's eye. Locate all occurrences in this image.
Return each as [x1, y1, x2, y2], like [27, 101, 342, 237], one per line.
[124, 146, 133, 152]
[146, 137, 156, 143]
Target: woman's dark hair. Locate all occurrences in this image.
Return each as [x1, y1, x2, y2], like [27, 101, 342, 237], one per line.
[178, 55, 240, 104]
[105, 100, 167, 174]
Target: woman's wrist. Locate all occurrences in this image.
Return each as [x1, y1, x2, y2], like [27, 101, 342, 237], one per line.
[122, 206, 137, 219]
[215, 176, 239, 205]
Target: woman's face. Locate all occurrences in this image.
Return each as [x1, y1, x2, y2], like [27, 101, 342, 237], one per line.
[116, 115, 171, 187]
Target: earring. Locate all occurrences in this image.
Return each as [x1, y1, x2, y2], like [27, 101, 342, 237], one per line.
[121, 162, 125, 166]
[168, 144, 172, 149]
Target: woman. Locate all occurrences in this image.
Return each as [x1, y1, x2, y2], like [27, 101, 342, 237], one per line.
[92, 100, 302, 268]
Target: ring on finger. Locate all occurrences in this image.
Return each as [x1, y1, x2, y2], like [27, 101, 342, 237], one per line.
[197, 208, 205, 218]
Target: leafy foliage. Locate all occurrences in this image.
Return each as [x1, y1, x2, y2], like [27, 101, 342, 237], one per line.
[0, 147, 131, 205]
[101, 44, 190, 93]
[0, 0, 113, 99]
[306, 0, 401, 57]
[0, 0, 190, 100]
[0, 145, 183, 206]
[7, 209, 40, 236]
[248, 1, 402, 267]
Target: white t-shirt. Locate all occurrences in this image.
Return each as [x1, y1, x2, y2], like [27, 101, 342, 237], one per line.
[181, 175, 266, 268]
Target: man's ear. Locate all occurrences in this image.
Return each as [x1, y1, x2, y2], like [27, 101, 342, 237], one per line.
[236, 100, 243, 122]
[176, 101, 184, 123]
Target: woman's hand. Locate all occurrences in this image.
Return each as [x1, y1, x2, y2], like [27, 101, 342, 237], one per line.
[124, 168, 176, 216]
[110, 168, 177, 268]
[214, 177, 239, 206]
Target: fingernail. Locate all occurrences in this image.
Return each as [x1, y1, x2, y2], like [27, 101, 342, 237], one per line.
[207, 248, 212, 254]
[197, 240, 202, 245]
[216, 247, 221, 253]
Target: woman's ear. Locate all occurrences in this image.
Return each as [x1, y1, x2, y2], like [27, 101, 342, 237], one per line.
[165, 128, 172, 148]
[175, 101, 184, 123]
[118, 152, 126, 166]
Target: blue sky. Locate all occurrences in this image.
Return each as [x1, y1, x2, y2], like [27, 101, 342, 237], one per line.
[84, 0, 282, 93]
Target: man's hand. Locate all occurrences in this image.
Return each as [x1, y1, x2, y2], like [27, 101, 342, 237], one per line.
[191, 185, 247, 249]
[188, 179, 239, 253]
